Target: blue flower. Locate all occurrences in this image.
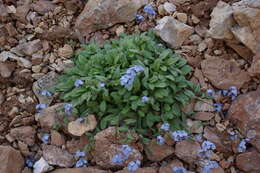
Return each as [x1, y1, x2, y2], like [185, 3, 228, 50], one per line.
[135, 14, 145, 23]
[40, 90, 52, 97]
[41, 133, 50, 144]
[120, 65, 144, 89]
[127, 160, 141, 172]
[197, 149, 212, 158]
[121, 145, 132, 157]
[160, 123, 170, 131]
[237, 139, 249, 153]
[25, 156, 36, 168]
[229, 86, 238, 100]
[195, 135, 203, 142]
[213, 104, 222, 112]
[74, 79, 84, 88]
[144, 5, 156, 16]
[206, 89, 214, 96]
[202, 160, 219, 173]
[141, 96, 149, 103]
[171, 130, 188, 141]
[172, 167, 187, 173]
[202, 140, 216, 151]
[76, 117, 86, 123]
[111, 153, 125, 165]
[99, 82, 105, 88]
[156, 135, 165, 145]
[36, 104, 47, 113]
[64, 104, 73, 115]
[221, 90, 229, 96]
[75, 158, 88, 168]
[75, 151, 86, 158]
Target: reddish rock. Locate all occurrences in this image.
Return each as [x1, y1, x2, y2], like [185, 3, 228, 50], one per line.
[236, 152, 260, 173]
[51, 130, 65, 146]
[116, 167, 157, 173]
[201, 56, 250, 89]
[248, 54, 260, 76]
[51, 167, 109, 173]
[0, 62, 15, 78]
[10, 126, 36, 146]
[19, 39, 42, 56]
[4, 23, 18, 37]
[193, 112, 215, 121]
[159, 159, 183, 173]
[33, 0, 57, 15]
[14, 5, 30, 23]
[228, 90, 260, 151]
[0, 145, 24, 173]
[42, 145, 75, 168]
[175, 140, 201, 164]
[145, 139, 174, 162]
[203, 126, 232, 153]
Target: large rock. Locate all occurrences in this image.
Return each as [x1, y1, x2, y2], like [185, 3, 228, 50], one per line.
[10, 126, 36, 146]
[93, 127, 142, 169]
[0, 146, 24, 173]
[201, 56, 250, 89]
[51, 167, 109, 173]
[154, 16, 194, 48]
[42, 145, 75, 168]
[145, 139, 174, 162]
[75, 0, 147, 37]
[236, 152, 260, 172]
[248, 54, 260, 76]
[228, 90, 260, 151]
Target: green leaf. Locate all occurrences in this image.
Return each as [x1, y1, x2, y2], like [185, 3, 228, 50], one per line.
[100, 101, 107, 112]
[181, 65, 191, 75]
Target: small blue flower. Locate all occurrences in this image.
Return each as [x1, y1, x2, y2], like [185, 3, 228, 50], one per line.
[213, 104, 222, 112]
[202, 140, 216, 151]
[121, 145, 132, 157]
[221, 90, 229, 96]
[206, 89, 214, 96]
[99, 82, 105, 88]
[64, 104, 73, 115]
[195, 135, 203, 142]
[76, 117, 86, 123]
[111, 153, 125, 165]
[156, 135, 165, 145]
[160, 123, 170, 131]
[237, 139, 249, 153]
[135, 14, 145, 23]
[75, 151, 86, 158]
[172, 167, 187, 173]
[25, 156, 36, 168]
[40, 90, 52, 97]
[120, 65, 144, 89]
[75, 158, 88, 168]
[141, 96, 149, 103]
[74, 79, 84, 88]
[36, 104, 47, 113]
[171, 130, 188, 142]
[144, 5, 156, 16]
[197, 149, 212, 158]
[202, 160, 219, 173]
[127, 160, 141, 172]
[229, 86, 238, 100]
[41, 133, 50, 144]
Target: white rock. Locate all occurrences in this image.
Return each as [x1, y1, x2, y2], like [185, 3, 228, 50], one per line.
[68, 115, 97, 136]
[33, 157, 54, 173]
[163, 2, 176, 14]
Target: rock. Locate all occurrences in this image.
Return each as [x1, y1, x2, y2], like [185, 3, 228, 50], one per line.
[176, 13, 188, 24]
[41, 26, 72, 41]
[186, 119, 203, 134]
[51, 167, 109, 173]
[228, 90, 260, 151]
[191, 14, 200, 24]
[175, 140, 201, 164]
[33, 157, 54, 173]
[116, 167, 157, 173]
[68, 115, 97, 136]
[226, 41, 254, 60]
[0, 51, 21, 62]
[58, 44, 73, 58]
[203, 126, 232, 153]
[19, 39, 42, 56]
[194, 99, 214, 112]
[10, 126, 36, 146]
[248, 54, 260, 76]
[32, 71, 58, 106]
[208, 1, 234, 40]
[75, 0, 147, 37]
[201, 56, 250, 89]
[51, 130, 65, 146]
[42, 145, 75, 168]
[236, 152, 260, 172]
[197, 42, 207, 52]
[14, 5, 30, 23]
[163, 2, 176, 14]
[5, 23, 18, 36]
[0, 146, 24, 173]
[116, 25, 125, 36]
[93, 127, 142, 169]
[0, 62, 15, 78]
[159, 159, 183, 173]
[155, 16, 194, 48]
[33, 0, 57, 15]
[145, 139, 174, 162]
[22, 167, 33, 173]
[0, 92, 4, 105]
[192, 112, 215, 121]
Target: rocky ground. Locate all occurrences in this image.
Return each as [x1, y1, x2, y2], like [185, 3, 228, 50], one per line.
[0, 0, 259, 173]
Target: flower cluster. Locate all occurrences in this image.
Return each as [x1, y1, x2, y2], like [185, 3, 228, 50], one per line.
[197, 140, 216, 159]
[156, 135, 165, 145]
[127, 160, 141, 172]
[25, 156, 36, 168]
[135, 14, 145, 23]
[213, 104, 222, 112]
[171, 130, 188, 142]
[201, 160, 219, 173]
[35, 104, 47, 113]
[75, 151, 86, 158]
[75, 151, 88, 168]
[41, 133, 50, 144]
[64, 104, 73, 115]
[40, 90, 52, 97]
[160, 123, 170, 132]
[74, 79, 84, 88]
[143, 5, 156, 16]
[237, 138, 249, 153]
[141, 96, 149, 103]
[120, 65, 144, 89]
[172, 167, 187, 173]
[111, 145, 133, 165]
